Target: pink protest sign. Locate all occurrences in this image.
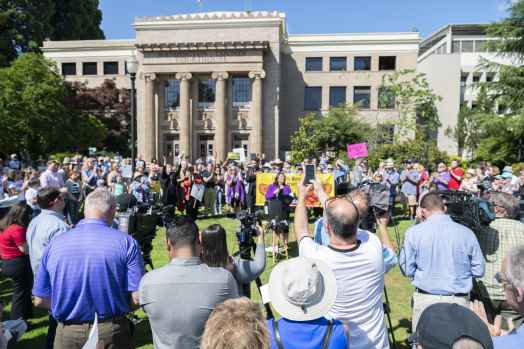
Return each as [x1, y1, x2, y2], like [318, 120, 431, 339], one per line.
[347, 143, 368, 159]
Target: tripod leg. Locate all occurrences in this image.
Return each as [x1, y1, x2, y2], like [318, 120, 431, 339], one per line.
[383, 287, 397, 349]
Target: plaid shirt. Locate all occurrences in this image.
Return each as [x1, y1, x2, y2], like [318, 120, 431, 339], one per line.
[477, 218, 524, 300]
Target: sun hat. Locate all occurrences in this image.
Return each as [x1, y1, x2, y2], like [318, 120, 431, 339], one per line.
[268, 257, 337, 322]
[409, 303, 493, 349]
[385, 158, 395, 168]
[502, 165, 513, 174]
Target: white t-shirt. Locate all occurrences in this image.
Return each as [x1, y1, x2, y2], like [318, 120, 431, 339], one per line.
[299, 230, 388, 349]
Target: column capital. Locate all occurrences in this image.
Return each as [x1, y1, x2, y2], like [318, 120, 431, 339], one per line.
[175, 72, 192, 81]
[248, 70, 266, 79]
[211, 72, 229, 81]
[141, 73, 157, 82]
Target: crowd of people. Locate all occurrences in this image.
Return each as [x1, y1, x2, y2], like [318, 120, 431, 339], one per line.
[0, 150, 523, 348]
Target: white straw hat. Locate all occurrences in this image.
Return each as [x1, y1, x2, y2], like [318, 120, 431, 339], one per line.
[268, 257, 337, 321]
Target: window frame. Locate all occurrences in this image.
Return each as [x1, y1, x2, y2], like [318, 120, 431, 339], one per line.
[354, 56, 371, 71]
[353, 86, 371, 110]
[378, 56, 396, 71]
[304, 86, 322, 111]
[232, 77, 252, 107]
[61, 63, 77, 76]
[329, 57, 347, 72]
[103, 61, 119, 75]
[82, 62, 98, 76]
[329, 86, 347, 108]
[165, 80, 181, 110]
[305, 57, 323, 72]
[378, 87, 395, 110]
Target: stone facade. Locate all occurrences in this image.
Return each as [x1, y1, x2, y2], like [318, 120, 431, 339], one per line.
[42, 11, 420, 161]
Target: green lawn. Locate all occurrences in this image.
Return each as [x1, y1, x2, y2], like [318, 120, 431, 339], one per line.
[5, 216, 415, 348]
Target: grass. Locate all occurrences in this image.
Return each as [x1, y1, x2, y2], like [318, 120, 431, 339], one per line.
[5, 214, 415, 348]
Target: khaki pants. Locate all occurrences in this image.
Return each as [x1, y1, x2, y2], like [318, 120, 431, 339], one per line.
[54, 317, 134, 349]
[412, 292, 469, 332]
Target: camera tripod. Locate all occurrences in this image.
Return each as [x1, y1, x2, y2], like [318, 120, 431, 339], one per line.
[234, 239, 275, 320]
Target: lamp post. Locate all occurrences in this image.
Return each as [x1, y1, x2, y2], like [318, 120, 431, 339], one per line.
[127, 55, 138, 175]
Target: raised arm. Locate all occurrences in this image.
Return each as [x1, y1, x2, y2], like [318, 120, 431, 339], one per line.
[294, 181, 313, 243]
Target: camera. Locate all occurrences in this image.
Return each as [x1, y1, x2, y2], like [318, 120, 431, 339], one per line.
[235, 210, 264, 259]
[435, 190, 495, 231]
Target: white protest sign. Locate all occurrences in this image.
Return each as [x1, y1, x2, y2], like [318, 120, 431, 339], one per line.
[190, 183, 206, 202]
[233, 148, 246, 163]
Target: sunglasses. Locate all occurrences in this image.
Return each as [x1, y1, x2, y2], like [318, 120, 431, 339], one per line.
[324, 195, 360, 223]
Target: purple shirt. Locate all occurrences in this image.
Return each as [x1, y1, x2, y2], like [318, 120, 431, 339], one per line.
[33, 218, 145, 322]
[433, 172, 451, 191]
[39, 169, 64, 189]
[265, 184, 292, 200]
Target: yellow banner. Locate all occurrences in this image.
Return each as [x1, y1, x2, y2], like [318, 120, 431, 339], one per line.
[255, 173, 335, 207]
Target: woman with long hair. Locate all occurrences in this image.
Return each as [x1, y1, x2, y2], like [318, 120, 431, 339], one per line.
[0, 203, 33, 321]
[225, 167, 245, 213]
[265, 172, 293, 253]
[200, 224, 266, 297]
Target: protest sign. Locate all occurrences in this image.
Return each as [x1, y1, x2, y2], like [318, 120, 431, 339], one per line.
[347, 143, 368, 159]
[120, 165, 132, 179]
[190, 183, 205, 202]
[227, 152, 240, 160]
[233, 148, 246, 163]
[255, 173, 335, 207]
[88, 147, 97, 156]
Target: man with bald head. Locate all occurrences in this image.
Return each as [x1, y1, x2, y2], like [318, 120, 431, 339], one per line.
[295, 181, 389, 349]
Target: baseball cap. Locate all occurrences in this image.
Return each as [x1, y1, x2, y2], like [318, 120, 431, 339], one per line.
[268, 257, 337, 321]
[409, 303, 493, 349]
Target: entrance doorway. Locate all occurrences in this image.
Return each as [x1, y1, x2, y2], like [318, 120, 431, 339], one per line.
[163, 133, 180, 163]
[198, 134, 214, 160]
[232, 134, 249, 158]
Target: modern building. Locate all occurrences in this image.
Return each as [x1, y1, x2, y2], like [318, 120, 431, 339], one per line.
[42, 11, 420, 162]
[417, 24, 518, 155]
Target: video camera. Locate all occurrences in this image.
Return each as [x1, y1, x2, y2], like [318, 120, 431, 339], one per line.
[435, 190, 495, 231]
[236, 210, 264, 259]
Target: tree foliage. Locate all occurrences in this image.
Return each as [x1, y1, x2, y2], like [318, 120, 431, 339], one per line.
[290, 106, 372, 163]
[0, 53, 107, 157]
[487, 0, 524, 57]
[65, 80, 131, 155]
[0, 0, 104, 67]
[381, 69, 442, 140]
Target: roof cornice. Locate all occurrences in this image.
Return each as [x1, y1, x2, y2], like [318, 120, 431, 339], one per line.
[136, 41, 269, 52]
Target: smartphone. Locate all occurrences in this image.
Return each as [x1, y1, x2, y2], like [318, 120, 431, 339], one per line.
[304, 164, 315, 184]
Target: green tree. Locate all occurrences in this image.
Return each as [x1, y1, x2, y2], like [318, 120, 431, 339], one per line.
[0, 53, 106, 157]
[290, 105, 372, 162]
[0, 0, 104, 67]
[380, 69, 442, 140]
[290, 113, 319, 163]
[487, 0, 524, 56]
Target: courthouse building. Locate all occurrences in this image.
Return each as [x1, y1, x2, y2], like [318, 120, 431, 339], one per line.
[42, 11, 420, 161]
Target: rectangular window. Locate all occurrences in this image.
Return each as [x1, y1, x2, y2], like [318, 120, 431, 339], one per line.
[329, 87, 346, 107]
[353, 86, 371, 109]
[486, 73, 495, 83]
[330, 57, 347, 71]
[354, 56, 371, 71]
[305, 57, 323, 71]
[61, 63, 76, 76]
[379, 56, 396, 70]
[232, 77, 252, 106]
[460, 72, 468, 83]
[165, 80, 181, 109]
[452, 41, 461, 53]
[472, 74, 481, 83]
[378, 87, 395, 109]
[82, 62, 97, 75]
[198, 79, 216, 104]
[103, 62, 119, 75]
[377, 124, 395, 144]
[475, 40, 487, 52]
[461, 41, 474, 52]
[304, 86, 322, 110]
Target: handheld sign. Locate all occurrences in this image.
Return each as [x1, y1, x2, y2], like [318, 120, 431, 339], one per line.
[227, 152, 240, 161]
[347, 143, 368, 159]
[190, 184, 205, 202]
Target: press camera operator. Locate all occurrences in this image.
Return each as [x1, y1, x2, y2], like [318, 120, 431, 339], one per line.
[200, 223, 266, 297]
[476, 191, 524, 329]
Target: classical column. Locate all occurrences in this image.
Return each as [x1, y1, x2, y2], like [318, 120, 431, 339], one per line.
[143, 73, 157, 162]
[249, 70, 265, 156]
[212, 72, 229, 161]
[176, 72, 192, 159]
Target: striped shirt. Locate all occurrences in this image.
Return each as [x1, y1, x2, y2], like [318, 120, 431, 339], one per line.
[33, 218, 145, 322]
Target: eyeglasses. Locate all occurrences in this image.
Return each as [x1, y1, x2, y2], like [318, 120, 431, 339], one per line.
[324, 195, 360, 223]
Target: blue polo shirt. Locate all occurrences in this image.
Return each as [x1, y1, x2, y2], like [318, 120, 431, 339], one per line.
[267, 317, 348, 349]
[33, 218, 145, 322]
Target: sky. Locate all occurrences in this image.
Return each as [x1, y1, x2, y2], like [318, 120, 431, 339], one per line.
[99, 0, 512, 39]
